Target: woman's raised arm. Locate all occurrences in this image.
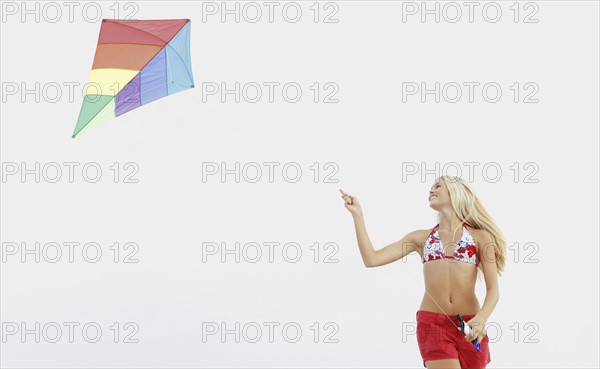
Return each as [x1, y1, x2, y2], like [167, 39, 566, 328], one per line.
[340, 188, 421, 268]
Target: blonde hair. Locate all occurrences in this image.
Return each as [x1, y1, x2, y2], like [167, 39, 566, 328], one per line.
[436, 176, 506, 277]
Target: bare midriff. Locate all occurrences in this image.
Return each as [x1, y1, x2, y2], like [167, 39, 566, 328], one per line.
[419, 259, 481, 316]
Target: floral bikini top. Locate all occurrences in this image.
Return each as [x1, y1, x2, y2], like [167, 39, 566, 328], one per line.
[423, 223, 478, 265]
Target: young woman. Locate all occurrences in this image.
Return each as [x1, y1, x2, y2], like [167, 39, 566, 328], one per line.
[340, 176, 505, 369]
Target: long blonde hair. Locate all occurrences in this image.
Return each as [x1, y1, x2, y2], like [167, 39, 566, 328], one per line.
[436, 176, 506, 277]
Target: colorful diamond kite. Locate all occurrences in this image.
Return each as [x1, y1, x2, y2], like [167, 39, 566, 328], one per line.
[72, 19, 194, 138]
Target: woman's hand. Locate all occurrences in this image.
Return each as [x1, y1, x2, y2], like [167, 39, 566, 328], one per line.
[339, 188, 363, 218]
[463, 315, 488, 344]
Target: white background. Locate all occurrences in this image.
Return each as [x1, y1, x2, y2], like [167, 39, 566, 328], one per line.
[1, 1, 599, 368]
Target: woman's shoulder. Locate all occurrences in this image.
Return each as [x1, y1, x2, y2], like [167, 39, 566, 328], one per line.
[464, 224, 493, 244]
[407, 227, 436, 246]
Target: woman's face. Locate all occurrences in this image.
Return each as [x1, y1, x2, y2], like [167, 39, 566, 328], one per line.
[428, 180, 451, 210]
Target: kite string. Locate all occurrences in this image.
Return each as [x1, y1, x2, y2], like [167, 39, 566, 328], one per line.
[423, 288, 460, 329]
[109, 79, 293, 157]
[204, 105, 282, 156]
[421, 229, 467, 330]
[422, 223, 482, 332]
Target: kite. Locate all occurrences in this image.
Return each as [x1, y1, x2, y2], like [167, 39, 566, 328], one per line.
[72, 19, 194, 138]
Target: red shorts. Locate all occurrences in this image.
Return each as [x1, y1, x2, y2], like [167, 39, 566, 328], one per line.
[416, 310, 491, 368]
